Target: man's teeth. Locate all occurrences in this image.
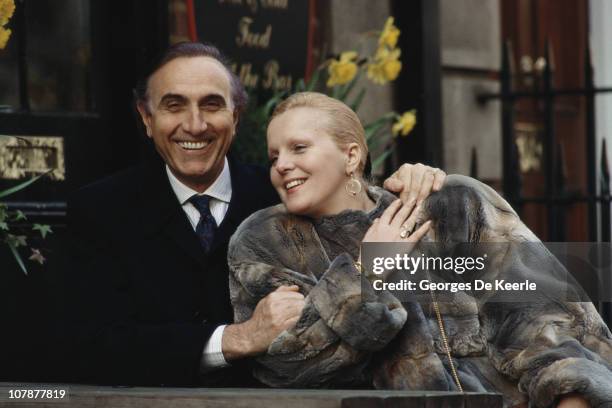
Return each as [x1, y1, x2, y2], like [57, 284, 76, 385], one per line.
[285, 179, 306, 190]
[178, 141, 210, 150]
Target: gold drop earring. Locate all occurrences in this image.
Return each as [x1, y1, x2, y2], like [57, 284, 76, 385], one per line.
[345, 173, 362, 196]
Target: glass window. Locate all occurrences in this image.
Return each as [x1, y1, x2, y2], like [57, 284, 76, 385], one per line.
[0, 0, 92, 112]
[0, 17, 20, 111]
[25, 0, 91, 112]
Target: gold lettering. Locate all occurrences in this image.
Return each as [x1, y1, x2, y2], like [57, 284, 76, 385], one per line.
[238, 63, 259, 88]
[262, 60, 292, 90]
[260, 0, 288, 9]
[236, 17, 272, 49]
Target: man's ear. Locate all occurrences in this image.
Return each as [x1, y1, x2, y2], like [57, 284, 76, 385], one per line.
[345, 143, 361, 175]
[231, 109, 240, 141]
[136, 101, 153, 138]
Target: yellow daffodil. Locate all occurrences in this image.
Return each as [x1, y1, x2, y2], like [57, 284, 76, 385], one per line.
[0, 0, 15, 27]
[378, 17, 400, 48]
[0, 26, 10, 50]
[367, 47, 402, 85]
[327, 51, 358, 87]
[392, 110, 417, 137]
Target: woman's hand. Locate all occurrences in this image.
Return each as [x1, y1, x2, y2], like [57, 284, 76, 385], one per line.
[363, 198, 432, 243]
[557, 394, 591, 408]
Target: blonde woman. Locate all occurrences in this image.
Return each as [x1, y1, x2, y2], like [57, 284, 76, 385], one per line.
[228, 92, 611, 407]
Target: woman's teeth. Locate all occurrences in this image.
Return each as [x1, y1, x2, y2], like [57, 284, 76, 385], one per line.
[178, 140, 210, 150]
[285, 179, 306, 190]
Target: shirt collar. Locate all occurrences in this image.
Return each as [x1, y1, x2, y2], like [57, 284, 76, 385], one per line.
[166, 157, 232, 205]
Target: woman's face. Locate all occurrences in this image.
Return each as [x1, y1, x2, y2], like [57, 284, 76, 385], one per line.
[267, 107, 352, 218]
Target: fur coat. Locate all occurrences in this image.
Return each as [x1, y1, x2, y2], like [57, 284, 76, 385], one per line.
[227, 175, 612, 408]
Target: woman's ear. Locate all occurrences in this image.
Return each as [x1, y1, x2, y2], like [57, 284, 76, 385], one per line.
[345, 142, 361, 175]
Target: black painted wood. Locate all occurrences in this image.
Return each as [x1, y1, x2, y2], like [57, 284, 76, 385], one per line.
[391, 0, 443, 170]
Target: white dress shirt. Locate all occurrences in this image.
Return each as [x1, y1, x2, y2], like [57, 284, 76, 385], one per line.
[166, 158, 231, 372]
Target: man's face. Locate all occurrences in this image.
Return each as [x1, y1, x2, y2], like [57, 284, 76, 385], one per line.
[137, 56, 237, 192]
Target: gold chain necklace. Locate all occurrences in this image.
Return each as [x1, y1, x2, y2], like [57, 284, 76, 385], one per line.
[357, 251, 464, 392]
[426, 270, 464, 393]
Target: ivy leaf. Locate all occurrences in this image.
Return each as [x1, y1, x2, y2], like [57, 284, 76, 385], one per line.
[13, 210, 26, 221]
[0, 221, 8, 231]
[6, 234, 27, 248]
[29, 248, 46, 265]
[33, 224, 53, 239]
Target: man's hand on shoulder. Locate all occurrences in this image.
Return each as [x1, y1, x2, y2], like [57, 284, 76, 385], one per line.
[222, 285, 305, 360]
[383, 163, 446, 206]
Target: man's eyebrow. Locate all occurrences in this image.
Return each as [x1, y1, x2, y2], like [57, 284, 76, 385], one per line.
[200, 93, 227, 105]
[158, 93, 187, 106]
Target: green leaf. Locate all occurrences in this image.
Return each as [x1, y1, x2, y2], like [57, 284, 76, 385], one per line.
[33, 224, 53, 239]
[368, 133, 392, 152]
[305, 67, 322, 91]
[29, 248, 46, 265]
[13, 210, 26, 221]
[331, 84, 341, 99]
[8, 241, 28, 275]
[0, 221, 8, 231]
[338, 70, 362, 101]
[294, 78, 305, 92]
[365, 120, 389, 142]
[371, 150, 393, 171]
[365, 112, 396, 134]
[366, 124, 386, 144]
[262, 90, 287, 118]
[0, 172, 48, 199]
[349, 88, 367, 112]
[6, 234, 27, 247]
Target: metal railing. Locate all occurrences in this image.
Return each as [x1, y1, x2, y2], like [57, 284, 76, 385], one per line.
[477, 40, 612, 326]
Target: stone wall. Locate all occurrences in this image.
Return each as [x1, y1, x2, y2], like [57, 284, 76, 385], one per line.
[323, 0, 502, 182]
[440, 0, 501, 182]
[323, 1, 394, 125]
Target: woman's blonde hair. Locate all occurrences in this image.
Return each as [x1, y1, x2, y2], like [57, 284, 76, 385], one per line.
[270, 92, 369, 176]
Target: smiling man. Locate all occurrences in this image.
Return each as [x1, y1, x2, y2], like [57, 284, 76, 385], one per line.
[137, 56, 237, 192]
[65, 42, 446, 386]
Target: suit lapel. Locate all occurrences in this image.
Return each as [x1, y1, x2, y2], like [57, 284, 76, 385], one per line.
[137, 156, 277, 266]
[138, 157, 208, 268]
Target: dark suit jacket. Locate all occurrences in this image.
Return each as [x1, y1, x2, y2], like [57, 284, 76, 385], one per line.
[65, 154, 279, 386]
